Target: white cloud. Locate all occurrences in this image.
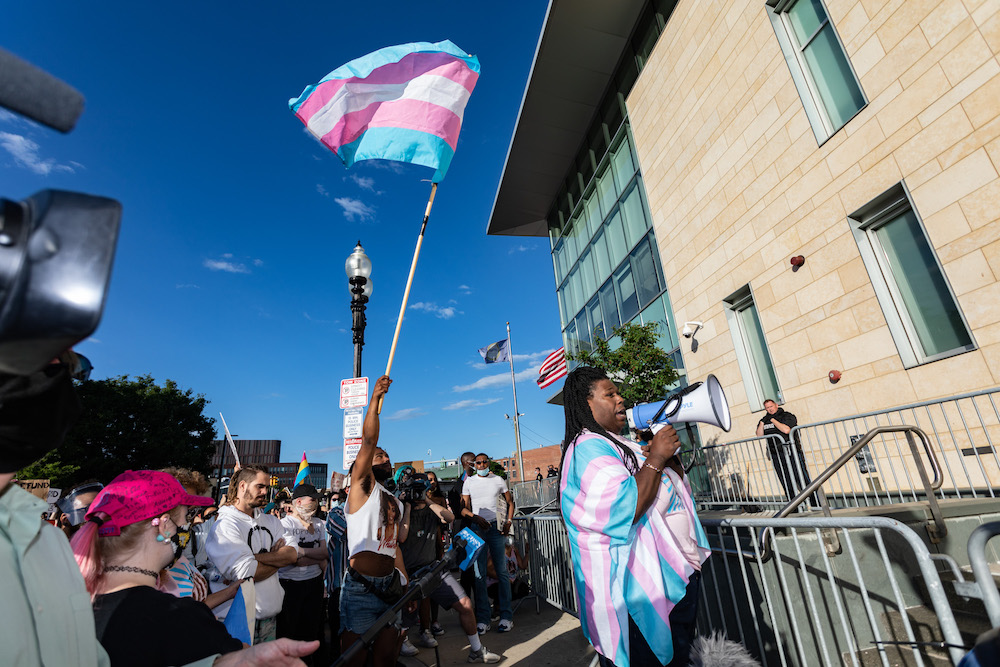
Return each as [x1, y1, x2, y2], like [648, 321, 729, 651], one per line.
[513, 349, 556, 363]
[453, 368, 539, 392]
[386, 407, 427, 421]
[508, 244, 534, 254]
[254, 259, 264, 267]
[204, 258, 250, 274]
[0, 131, 76, 175]
[370, 160, 405, 174]
[334, 197, 375, 222]
[175, 283, 200, 289]
[350, 174, 376, 192]
[442, 398, 502, 411]
[458, 285, 472, 295]
[409, 302, 461, 319]
[316, 184, 329, 197]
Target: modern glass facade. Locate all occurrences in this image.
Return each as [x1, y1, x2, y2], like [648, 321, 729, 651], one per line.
[544, 0, 685, 380]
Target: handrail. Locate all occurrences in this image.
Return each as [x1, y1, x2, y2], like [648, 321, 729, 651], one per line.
[716, 425, 945, 561]
[967, 521, 1000, 627]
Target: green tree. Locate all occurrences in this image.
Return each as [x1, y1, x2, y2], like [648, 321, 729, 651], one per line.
[17, 375, 216, 488]
[567, 321, 680, 407]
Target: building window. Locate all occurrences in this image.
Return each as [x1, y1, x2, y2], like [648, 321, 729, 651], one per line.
[848, 183, 975, 368]
[724, 285, 782, 410]
[766, 0, 866, 143]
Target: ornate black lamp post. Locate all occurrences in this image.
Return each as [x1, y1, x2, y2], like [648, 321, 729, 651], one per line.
[345, 241, 372, 378]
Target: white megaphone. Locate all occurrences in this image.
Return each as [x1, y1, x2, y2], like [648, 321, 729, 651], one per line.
[626, 374, 732, 433]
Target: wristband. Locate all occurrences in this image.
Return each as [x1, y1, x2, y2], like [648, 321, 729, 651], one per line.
[643, 461, 664, 474]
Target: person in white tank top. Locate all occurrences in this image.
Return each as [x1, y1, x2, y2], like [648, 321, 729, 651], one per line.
[339, 376, 406, 667]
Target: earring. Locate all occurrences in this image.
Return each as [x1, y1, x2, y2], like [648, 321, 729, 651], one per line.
[156, 534, 165, 542]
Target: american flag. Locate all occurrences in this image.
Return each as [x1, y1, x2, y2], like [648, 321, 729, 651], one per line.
[537, 347, 568, 389]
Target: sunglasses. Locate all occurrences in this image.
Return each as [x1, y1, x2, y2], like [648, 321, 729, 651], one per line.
[474, 460, 489, 466]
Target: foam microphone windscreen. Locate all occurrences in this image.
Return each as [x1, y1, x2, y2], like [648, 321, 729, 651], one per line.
[0, 48, 84, 133]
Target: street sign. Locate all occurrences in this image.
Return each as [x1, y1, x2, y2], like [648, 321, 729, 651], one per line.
[343, 437, 363, 471]
[343, 406, 363, 439]
[340, 377, 369, 409]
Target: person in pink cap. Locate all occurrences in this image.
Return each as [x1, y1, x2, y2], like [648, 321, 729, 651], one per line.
[71, 470, 244, 666]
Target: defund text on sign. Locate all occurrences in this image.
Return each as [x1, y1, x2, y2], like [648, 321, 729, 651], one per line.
[340, 377, 369, 409]
[343, 438, 363, 471]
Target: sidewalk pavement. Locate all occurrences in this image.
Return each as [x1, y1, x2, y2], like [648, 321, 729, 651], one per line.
[398, 597, 597, 667]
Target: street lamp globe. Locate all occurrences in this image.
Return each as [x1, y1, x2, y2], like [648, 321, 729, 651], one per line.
[345, 241, 372, 280]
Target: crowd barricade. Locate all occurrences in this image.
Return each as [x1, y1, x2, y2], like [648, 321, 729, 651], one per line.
[691, 387, 1000, 512]
[698, 515, 969, 667]
[511, 514, 578, 617]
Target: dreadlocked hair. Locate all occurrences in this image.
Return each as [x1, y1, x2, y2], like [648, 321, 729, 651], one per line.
[561, 366, 639, 474]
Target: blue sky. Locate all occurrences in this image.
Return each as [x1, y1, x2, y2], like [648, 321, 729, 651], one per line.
[2, 2, 568, 474]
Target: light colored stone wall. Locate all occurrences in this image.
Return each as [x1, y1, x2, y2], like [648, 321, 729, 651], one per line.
[627, 0, 1000, 442]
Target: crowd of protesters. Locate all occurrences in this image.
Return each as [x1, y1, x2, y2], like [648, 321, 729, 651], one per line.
[4, 364, 537, 667]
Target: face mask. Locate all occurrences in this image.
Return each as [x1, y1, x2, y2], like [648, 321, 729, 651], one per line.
[294, 505, 316, 520]
[372, 462, 393, 482]
[477, 468, 490, 477]
[170, 524, 191, 563]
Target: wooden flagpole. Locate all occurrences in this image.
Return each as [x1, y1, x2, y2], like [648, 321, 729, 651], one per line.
[378, 181, 438, 413]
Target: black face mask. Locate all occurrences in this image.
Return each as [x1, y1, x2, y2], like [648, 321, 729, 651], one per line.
[372, 462, 393, 482]
[0, 364, 82, 474]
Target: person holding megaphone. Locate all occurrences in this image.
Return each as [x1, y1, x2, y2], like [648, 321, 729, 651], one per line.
[559, 367, 714, 667]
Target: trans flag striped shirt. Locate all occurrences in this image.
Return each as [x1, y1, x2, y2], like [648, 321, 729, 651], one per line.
[560, 430, 710, 667]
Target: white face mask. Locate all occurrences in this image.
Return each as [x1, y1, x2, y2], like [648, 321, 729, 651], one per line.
[294, 505, 316, 520]
[476, 468, 490, 477]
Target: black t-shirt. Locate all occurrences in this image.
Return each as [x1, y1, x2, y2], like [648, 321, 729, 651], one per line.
[93, 586, 243, 666]
[760, 409, 798, 445]
[402, 504, 444, 572]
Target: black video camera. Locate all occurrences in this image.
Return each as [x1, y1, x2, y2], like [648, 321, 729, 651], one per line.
[0, 48, 122, 376]
[397, 472, 430, 503]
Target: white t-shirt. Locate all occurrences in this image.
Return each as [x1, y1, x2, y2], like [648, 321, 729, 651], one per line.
[205, 505, 286, 619]
[462, 473, 509, 524]
[279, 515, 326, 581]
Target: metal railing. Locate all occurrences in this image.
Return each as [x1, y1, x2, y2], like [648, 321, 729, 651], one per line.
[691, 387, 1000, 512]
[966, 521, 1000, 627]
[511, 477, 560, 513]
[699, 515, 967, 667]
[512, 514, 578, 616]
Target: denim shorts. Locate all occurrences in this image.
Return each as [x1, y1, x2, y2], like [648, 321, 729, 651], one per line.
[339, 568, 402, 635]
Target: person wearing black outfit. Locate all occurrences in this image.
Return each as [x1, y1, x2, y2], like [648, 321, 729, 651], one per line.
[756, 399, 813, 503]
[534, 468, 543, 482]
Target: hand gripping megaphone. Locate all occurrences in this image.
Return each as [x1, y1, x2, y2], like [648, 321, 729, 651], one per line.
[626, 374, 732, 433]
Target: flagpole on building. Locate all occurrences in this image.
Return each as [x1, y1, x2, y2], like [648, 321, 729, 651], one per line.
[378, 181, 438, 414]
[506, 322, 525, 485]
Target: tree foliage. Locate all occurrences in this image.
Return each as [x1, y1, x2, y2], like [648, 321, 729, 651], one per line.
[567, 321, 680, 407]
[17, 375, 216, 488]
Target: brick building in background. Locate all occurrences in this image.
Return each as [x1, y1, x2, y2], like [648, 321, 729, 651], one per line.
[496, 444, 563, 483]
[210, 439, 280, 480]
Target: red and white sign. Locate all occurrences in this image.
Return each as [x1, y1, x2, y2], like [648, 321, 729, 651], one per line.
[340, 377, 369, 409]
[343, 437, 363, 471]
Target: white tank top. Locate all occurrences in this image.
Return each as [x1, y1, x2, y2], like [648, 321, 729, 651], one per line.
[346, 481, 402, 559]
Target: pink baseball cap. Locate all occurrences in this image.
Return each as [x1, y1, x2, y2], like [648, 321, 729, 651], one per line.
[86, 470, 213, 536]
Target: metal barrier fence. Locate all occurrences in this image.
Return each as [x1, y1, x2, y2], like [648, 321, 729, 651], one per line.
[967, 521, 1000, 628]
[512, 514, 578, 617]
[698, 516, 967, 667]
[692, 387, 1000, 511]
[511, 477, 560, 513]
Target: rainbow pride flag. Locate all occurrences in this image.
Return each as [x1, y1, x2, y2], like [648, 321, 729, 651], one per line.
[289, 40, 480, 182]
[294, 452, 310, 488]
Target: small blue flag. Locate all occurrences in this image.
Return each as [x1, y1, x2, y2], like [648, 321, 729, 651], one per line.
[455, 527, 486, 570]
[224, 583, 253, 645]
[478, 339, 510, 364]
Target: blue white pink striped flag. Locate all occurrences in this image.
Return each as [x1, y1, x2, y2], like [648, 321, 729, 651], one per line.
[289, 40, 480, 182]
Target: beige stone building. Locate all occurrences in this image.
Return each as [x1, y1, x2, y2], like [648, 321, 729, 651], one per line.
[489, 0, 1000, 454]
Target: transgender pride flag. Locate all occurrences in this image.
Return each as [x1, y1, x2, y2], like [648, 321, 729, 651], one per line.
[289, 40, 480, 182]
